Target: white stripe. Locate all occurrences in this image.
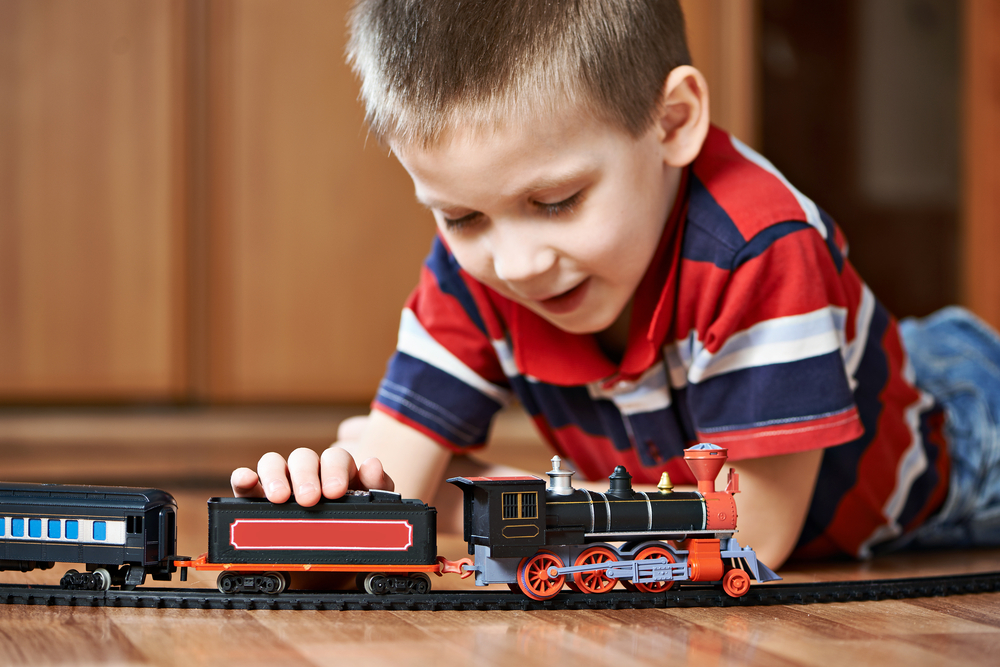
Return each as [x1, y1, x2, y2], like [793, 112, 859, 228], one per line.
[730, 135, 828, 240]
[842, 284, 875, 391]
[687, 307, 846, 384]
[662, 338, 691, 389]
[491, 338, 520, 378]
[396, 308, 510, 405]
[856, 352, 935, 559]
[586, 362, 672, 415]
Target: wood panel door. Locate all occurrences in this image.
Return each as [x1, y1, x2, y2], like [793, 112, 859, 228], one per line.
[204, 0, 436, 402]
[962, 0, 1000, 330]
[0, 0, 189, 400]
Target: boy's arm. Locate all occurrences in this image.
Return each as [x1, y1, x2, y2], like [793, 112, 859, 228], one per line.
[231, 410, 452, 507]
[723, 448, 823, 568]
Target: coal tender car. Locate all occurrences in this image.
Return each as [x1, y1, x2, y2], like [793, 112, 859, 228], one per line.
[449, 444, 780, 600]
[181, 488, 448, 595]
[0, 483, 178, 590]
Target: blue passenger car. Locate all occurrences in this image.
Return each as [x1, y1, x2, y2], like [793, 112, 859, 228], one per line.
[0, 483, 177, 590]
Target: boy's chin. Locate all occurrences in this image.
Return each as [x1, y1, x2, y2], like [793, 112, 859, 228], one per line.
[532, 309, 619, 336]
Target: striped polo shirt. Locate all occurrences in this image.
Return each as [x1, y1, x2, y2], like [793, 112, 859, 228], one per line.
[373, 125, 950, 559]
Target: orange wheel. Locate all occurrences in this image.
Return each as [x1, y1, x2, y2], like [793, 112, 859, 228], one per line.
[517, 551, 566, 601]
[572, 547, 618, 594]
[722, 568, 751, 597]
[631, 545, 676, 593]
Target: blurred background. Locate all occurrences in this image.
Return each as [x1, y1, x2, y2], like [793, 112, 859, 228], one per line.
[0, 0, 997, 488]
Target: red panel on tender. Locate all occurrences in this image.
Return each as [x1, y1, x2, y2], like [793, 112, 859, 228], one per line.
[229, 519, 414, 551]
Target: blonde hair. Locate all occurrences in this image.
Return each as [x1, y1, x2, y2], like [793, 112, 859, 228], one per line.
[347, 0, 690, 146]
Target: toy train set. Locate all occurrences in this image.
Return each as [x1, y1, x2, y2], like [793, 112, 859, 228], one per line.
[0, 444, 778, 601]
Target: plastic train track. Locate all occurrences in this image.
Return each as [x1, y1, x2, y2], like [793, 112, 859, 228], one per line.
[1, 570, 998, 611]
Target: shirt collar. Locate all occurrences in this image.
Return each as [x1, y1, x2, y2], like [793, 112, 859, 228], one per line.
[487, 169, 689, 386]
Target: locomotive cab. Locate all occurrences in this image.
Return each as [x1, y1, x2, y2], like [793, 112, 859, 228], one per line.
[447, 475, 547, 559]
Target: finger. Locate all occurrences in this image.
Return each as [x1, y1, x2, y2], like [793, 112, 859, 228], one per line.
[257, 451, 292, 503]
[230, 467, 265, 498]
[320, 447, 358, 499]
[358, 457, 395, 493]
[287, 447, 322, 507]
[336, 414, 369, 442]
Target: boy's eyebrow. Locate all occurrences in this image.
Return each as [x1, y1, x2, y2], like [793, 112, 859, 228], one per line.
[416, 167, 595, 210]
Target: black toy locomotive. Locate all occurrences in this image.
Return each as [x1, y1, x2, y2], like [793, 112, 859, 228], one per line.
[0, 444, 779, 600]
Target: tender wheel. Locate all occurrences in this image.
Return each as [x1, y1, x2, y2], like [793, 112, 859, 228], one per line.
[408, 573, 431, 594]
[630, 545, 676, 593]
[217, 572, 239, 594]
[91, 568, 112, 592]
[260, 572, 286, 595]
[517, 550, 565, 601]
[722, 569, 751, 597]
[363, 573, 389, 595]
[573, 546, 618, 594]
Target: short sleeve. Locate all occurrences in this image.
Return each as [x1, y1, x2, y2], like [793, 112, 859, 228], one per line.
[675, 221, 865, 460]
[373, 237, 510, 451]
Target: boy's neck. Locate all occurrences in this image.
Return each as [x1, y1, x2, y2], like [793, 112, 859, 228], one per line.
[594, 300, 633, 364]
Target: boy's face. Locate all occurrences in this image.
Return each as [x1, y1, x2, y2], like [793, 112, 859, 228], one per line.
[393, 109, 681, 336]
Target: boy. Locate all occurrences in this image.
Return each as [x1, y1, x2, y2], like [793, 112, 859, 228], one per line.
[231, 0, 1000, 568]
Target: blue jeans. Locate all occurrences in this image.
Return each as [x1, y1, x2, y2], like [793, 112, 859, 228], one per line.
[897, 306, 1000, 549]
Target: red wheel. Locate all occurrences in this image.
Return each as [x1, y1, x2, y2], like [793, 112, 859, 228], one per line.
[631, 545, 676, 593]
[572, 547, 618, 594]
[517, 551, 566, 601]
[722, 568, 751, 597]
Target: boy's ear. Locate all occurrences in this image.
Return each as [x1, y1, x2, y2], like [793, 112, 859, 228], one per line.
[655, 65, 710, 167]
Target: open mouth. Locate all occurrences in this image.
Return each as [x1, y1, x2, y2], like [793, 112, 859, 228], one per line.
[538, 278, 590, 315]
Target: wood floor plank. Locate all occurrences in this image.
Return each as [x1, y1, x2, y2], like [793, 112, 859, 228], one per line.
[903, 594, 1000, 628]
[660, 604, 963, 667]
[0, 606, 148, 666]
[109, 608, 315, 667]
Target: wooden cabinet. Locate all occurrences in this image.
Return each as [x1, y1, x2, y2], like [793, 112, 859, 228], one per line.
[962, 0, 1000, 331]
[203, 0, 435, 401]
[0, 0, 188, 399]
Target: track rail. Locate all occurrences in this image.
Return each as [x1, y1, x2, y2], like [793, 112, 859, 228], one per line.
[1, 571, 998, 611]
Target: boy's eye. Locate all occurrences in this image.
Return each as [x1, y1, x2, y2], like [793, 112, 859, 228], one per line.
[535, 191, 583, 217]
[443, 211, 483, 232]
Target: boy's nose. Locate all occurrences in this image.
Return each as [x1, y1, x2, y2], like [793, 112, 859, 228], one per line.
[490, 231, 558, 285]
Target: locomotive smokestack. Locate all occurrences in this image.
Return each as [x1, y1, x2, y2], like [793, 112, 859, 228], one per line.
[684, 443, 728, 494]
[546, 456, 575, 495]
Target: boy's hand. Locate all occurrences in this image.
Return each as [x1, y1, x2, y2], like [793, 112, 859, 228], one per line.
[230, 415, 395, 507]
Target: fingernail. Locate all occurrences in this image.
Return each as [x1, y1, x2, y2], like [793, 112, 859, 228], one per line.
[298, 482, 317, 498]
[266, 481, 283, 497]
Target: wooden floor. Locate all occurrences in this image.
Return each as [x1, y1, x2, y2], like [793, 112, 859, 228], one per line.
[1, 407, 999, 666]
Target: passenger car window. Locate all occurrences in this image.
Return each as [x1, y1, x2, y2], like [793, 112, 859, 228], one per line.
[28, 519, 41, 538]
[48, 520, 60, 539]
[65, 520, 78, 539]
[93, 521, 106, 540]
[12, 518, 23, 537]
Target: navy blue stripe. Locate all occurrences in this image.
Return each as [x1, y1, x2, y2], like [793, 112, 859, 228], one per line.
[795, 302, 892, 549]
[424, 237, 489, 336]
[819, 208, 845, 273]
[682, 175, 746, 269]
[624, 410, 692, 466]
[687, 350, 856, 432]
[513, 375, 703, 471]
[377, 351, 501, 447]
[895, 405, 947, 529]
[732, 221, 813, 270]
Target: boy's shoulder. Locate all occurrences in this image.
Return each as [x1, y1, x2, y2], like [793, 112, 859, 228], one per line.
[684, 126, 845, 272]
